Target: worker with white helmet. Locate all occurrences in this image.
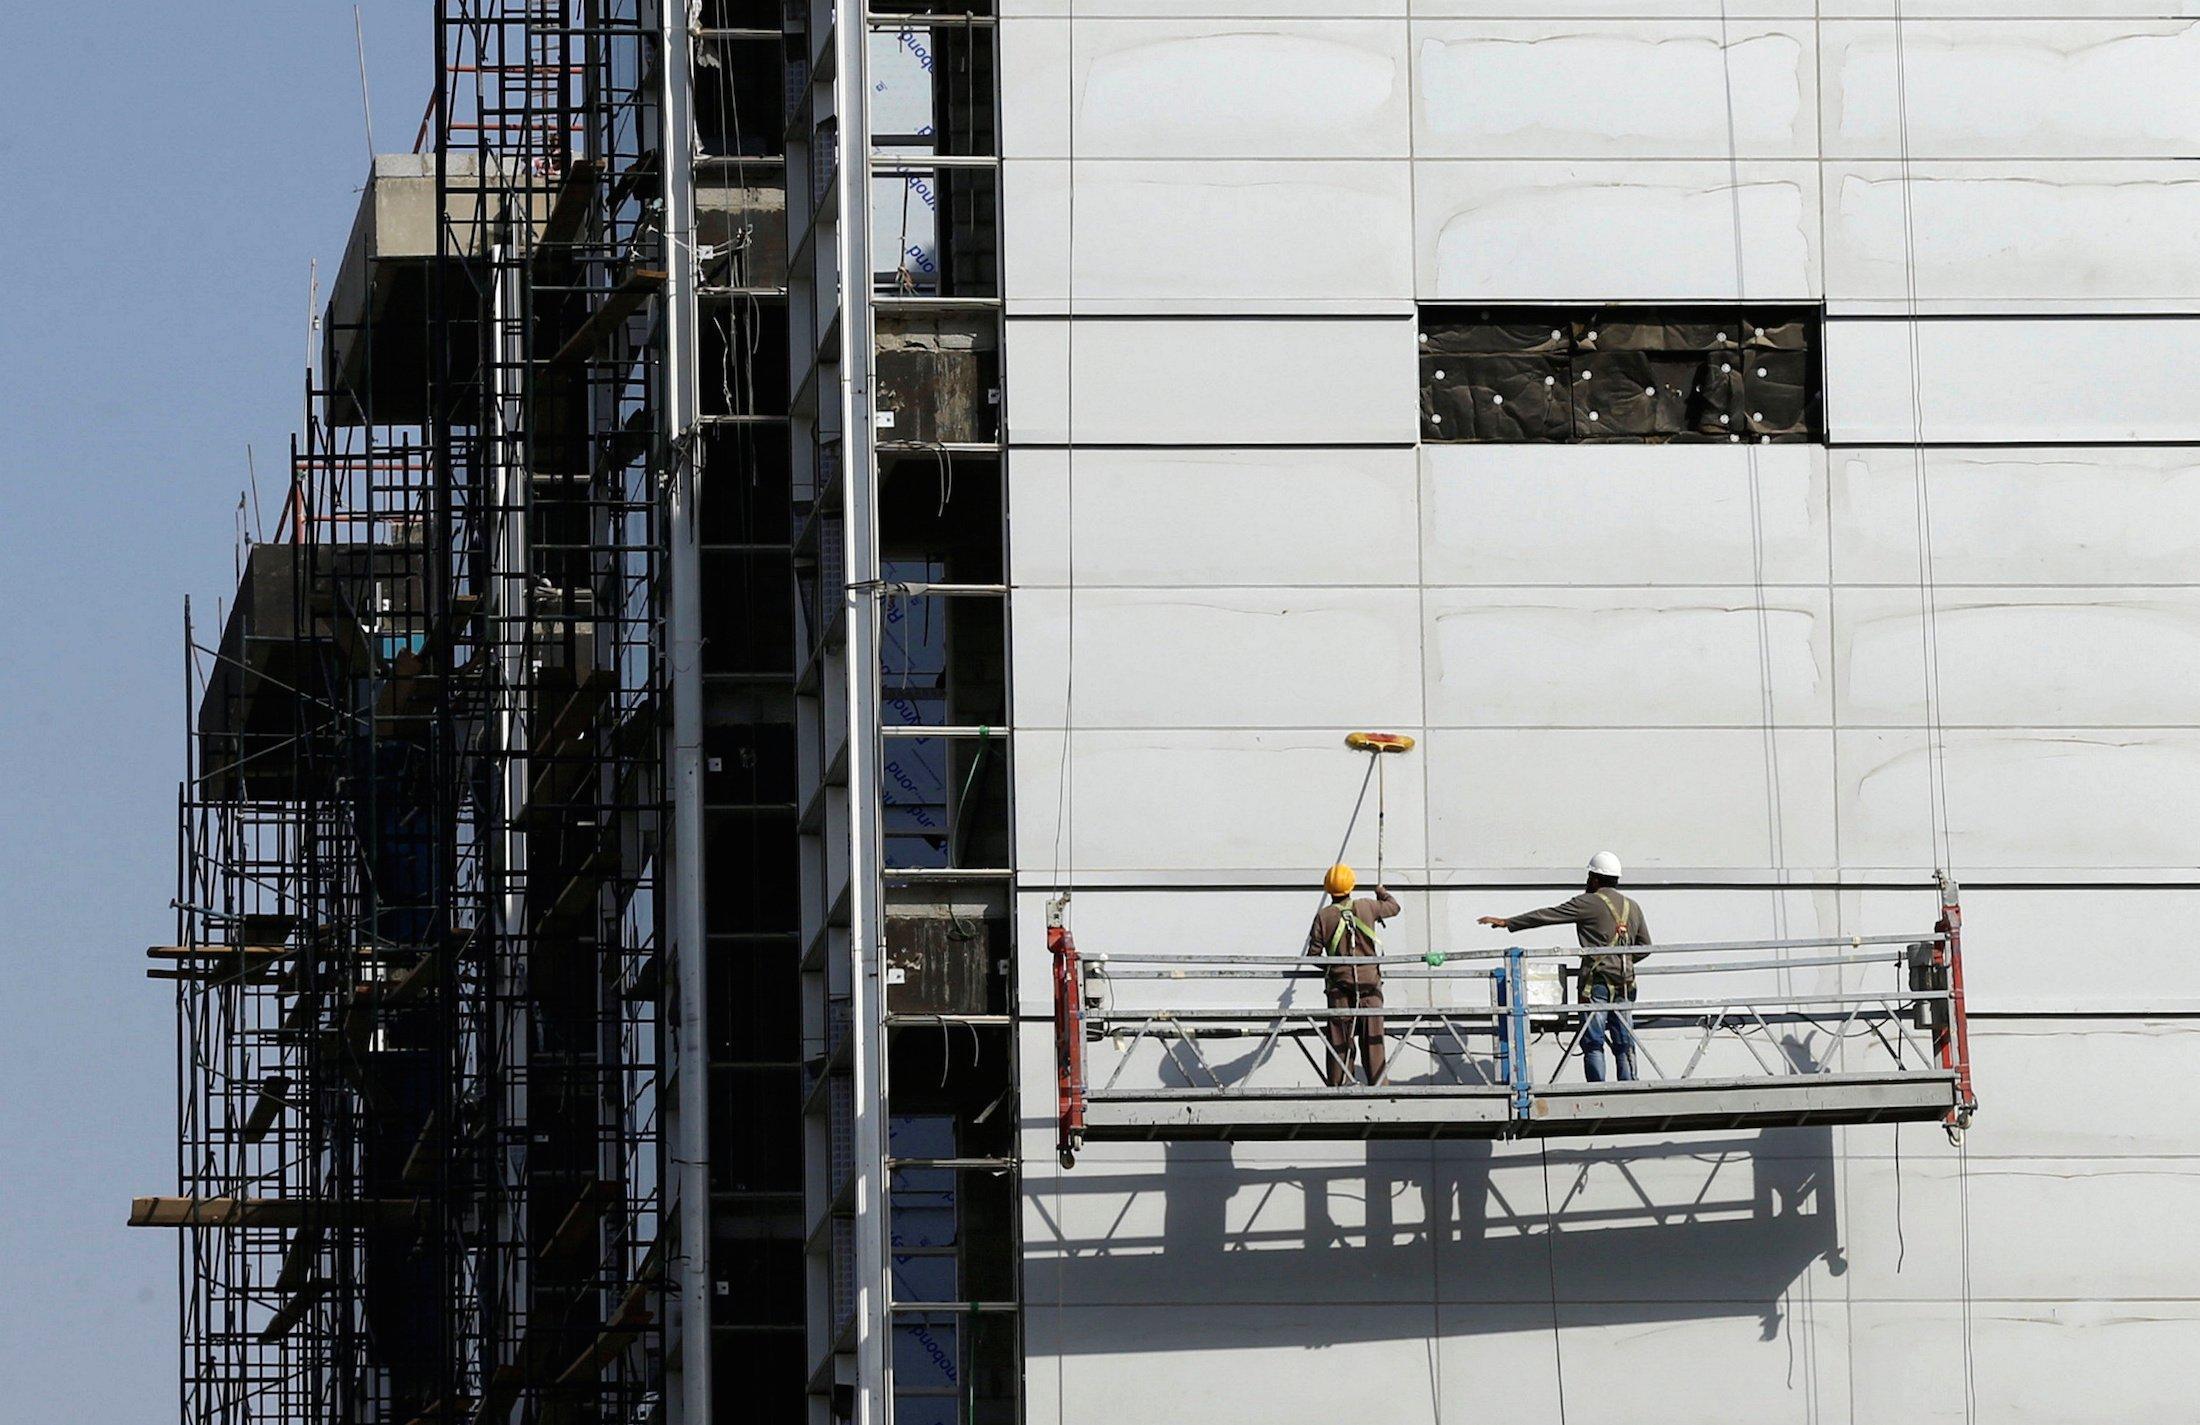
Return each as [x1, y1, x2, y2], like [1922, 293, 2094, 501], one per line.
[1479, 852, 1652, 1082]
[1306, 864, 1402, 1087]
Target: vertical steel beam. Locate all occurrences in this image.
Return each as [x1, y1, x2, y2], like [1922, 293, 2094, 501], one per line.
[657, 3, 714, 1421]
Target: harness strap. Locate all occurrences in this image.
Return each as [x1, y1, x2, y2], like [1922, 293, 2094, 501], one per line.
[1585, 890, 1639, 990]
[1327, 905, 1382, 957]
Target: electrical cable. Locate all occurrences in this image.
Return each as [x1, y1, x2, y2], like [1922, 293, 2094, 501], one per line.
[1715, 0, 1791, 950]
[1888, 3, 1972, 1416]
[1537, 1142, 1571, 1425]
[1892, 0, 1954, 875]
[1052, 12, 1078, 1425]
[1714, 15, 1832, 1420]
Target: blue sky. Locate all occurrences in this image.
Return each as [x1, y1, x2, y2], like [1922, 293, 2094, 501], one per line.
[0, 5, 420, 1414]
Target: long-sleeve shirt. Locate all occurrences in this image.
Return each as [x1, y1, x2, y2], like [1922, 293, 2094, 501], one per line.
[1306, 889, 1402, 989]
[1501, 889, 1652, 992]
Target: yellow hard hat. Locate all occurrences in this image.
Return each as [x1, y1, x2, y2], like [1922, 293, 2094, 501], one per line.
[1323, 864, 1357, 897]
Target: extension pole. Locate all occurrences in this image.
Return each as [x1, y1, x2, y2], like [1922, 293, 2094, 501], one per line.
[1376, 749, 1386, 886]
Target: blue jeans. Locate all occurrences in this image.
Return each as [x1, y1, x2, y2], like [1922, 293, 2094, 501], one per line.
[1581, 983, 1638, 1083]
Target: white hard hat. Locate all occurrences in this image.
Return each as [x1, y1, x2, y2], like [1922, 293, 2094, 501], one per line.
[1587, 851, 1623, 879]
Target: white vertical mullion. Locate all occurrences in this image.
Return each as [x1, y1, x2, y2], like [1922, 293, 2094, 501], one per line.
[837, 9, 893, 1422]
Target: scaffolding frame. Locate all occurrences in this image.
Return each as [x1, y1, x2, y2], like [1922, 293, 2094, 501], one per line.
[151, 5, 674, 1423]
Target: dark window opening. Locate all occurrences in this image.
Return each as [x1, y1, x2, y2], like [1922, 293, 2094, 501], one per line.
[709, 1065, 802, 1193]
[700, 548, 795, 674]
[880, 458, 1004, 585]
[701, 297, 792, 417]
[696, 35, 785, 159]
[700, 424, 793, 546]
[704, 808, 800, 930]
[1419, 305, 1823, 444]
[703, 722, 797, 806]
[709, 942, 801, 1063]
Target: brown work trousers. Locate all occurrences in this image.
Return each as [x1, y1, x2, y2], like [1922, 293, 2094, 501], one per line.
[1325, 982, 1386, 1087]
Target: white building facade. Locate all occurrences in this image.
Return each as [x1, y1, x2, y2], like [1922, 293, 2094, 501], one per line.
[957, 7, 2200, 1424]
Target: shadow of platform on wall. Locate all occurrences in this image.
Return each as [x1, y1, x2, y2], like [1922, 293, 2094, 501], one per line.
[1027, 1039, 1848, 1351]
[1029, 1130, 1844, 1349]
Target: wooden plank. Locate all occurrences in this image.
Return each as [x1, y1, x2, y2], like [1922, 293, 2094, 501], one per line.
[128, 1196, 423, 1229]
[146, 943, 291, 985]
[547, 269, 666, 370]
[553, 1278, 655, 1385]
[384, 950, 441, 1008]
[258, 1279, 330, 1341]
[552, 1239, 663, 1384]
[401, 1113, 442, 1186]
[274, 1224, 322, 1293]
[537, 157, 606, 252]
[239, 1076, 291, 1144]
[280, 989, 324, 1035]
[537, 1179, 619, 1264]
[468, 1365, 523, 1424]
[146, 944, 289, 960]
[404, 1396, 478, 1425]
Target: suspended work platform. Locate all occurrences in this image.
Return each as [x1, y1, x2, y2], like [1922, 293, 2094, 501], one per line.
[1050, 883, 1976, 1163]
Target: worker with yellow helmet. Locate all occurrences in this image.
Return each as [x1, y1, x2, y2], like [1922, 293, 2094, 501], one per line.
[1306, 863, 1402, 1087]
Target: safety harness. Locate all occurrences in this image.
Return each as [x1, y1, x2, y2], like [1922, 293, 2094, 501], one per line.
[1326, 903, 1382, 958]
[1582, 889, 1642, 994]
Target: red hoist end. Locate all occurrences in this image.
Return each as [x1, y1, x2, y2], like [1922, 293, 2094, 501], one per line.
[1050, 897, 1087, 1169]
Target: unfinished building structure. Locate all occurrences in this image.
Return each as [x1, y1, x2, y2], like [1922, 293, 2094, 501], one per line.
[138, 2, 2195, 1424]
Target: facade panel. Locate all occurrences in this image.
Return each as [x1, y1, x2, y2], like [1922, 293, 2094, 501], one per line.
[1005, 316, 1421, 445]
[1414, 161, 1822, 300]
[1828, 447, 2200, 584]
[1822, 162, 2200, 311]
[1823, 317, 2200, 443]
[1817, 19, 2200, 158]
[1414, 21, 1820, 159]
[1002, 159, 1416, 310]
[1011, 447, 1423, 587]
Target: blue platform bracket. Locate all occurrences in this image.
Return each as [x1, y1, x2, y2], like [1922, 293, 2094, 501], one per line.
[1491, 964, 1511, 1092]
[1505, 946, 1533, 1120]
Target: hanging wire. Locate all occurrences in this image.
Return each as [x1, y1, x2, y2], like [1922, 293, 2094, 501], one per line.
[1892, 0, 1955, 874]
[1047, 2, 1080, 903]
[1052, 15, 1079, 1425]
[1715, 0, 1791, 947]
